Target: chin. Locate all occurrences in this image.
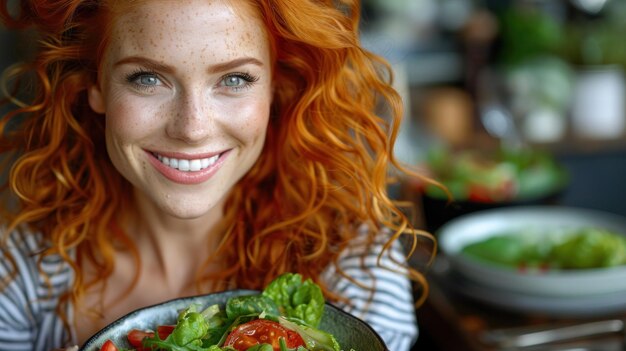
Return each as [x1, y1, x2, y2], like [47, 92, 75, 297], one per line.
[167, 210, 207, 220]
[162, 203, 220, 220]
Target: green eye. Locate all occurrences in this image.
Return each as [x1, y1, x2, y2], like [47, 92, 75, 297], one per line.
[224, 76, 243, 87]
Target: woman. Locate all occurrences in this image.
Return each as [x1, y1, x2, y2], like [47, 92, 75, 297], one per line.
[0, 0, 432, 350]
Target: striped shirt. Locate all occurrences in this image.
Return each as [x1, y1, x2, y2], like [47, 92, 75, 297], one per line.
[0, 228, 418, 350]
[0, 230, 75, 350]
[322, 229, 419, 351]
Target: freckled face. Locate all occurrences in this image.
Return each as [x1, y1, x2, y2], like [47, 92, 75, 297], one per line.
[88, 0, 272, 219]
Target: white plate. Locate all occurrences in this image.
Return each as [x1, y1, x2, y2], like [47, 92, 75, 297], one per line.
[434, 265, 626, 317]
[437, 206, 626, 297]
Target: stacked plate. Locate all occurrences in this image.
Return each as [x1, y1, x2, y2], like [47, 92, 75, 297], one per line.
[436, 206, 626, 317]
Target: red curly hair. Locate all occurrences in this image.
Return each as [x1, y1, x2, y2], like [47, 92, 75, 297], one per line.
[0, 0, 433, 331]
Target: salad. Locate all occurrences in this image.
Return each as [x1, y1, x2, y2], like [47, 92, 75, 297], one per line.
[422, 146, 566, 203]
[462, 227, 626, 271]
[97, 273, 356, 351]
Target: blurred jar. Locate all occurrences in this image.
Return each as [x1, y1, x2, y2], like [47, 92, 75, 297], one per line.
[570, 65, 625, 140]
[422, 87, 475, 148]
[504, 56, 574, 144]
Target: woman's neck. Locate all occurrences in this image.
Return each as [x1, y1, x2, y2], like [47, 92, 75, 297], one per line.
[122, 191, 228, 294]
[75, 191, 231, 344]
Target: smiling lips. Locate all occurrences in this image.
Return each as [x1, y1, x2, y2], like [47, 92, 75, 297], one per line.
[148, 150, 228, 185]
[156, 153, 219, 171]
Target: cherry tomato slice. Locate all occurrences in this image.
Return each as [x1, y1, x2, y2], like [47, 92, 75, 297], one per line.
[223, 319, 305, 351]
[468, 184, 494, 203]
[127, 329, 154, 350]
[157, 325, 176, 340]
[100, 339, 119, 351]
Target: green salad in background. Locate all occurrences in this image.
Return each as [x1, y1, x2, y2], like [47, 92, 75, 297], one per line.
[462, 227, 626, 270]
[423, 146, 567, 203]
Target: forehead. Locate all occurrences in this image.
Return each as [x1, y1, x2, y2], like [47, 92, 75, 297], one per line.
[104, 0, 268, 64]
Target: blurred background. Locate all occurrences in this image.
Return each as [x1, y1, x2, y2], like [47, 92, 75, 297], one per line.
[356, 1, 626, 350]
[358, 0, 626, 224]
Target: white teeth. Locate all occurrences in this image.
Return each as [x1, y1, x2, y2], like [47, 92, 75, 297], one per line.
[156, 154, 219, 171]
[178, 159, 190, 171]
[189, 159, 202, 171]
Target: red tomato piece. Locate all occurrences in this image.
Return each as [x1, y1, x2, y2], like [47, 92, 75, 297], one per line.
[100, 340, 119, 351]
[223, 319, 305, 351]
[468, 184, 494, 203]
[157, 325, 176, 340]
[127, 329, 154, 350]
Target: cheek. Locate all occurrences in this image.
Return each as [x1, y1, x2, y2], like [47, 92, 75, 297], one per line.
[105, 94, 165, 140]
[231, 100, 271, 144]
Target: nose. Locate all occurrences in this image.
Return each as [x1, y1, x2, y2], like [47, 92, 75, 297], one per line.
[165, 89, 213, 144]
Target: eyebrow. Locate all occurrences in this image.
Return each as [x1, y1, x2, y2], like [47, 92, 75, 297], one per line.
[113, 56, 264, 74]
[113, 56, 175, 74]
[208, 57, 264, 73]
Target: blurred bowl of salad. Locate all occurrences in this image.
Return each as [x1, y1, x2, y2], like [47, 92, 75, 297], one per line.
[81, 273, 387, 351]
[435, 206, 626, 316]
[416, 146, 568, 232]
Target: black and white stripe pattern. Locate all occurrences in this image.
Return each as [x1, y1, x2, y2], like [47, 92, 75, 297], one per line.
[0, 229, 75, 350]
[322, 227, 418, 351]
[0, 227, 418, 350]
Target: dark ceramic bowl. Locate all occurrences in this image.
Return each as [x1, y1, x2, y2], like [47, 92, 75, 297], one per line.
[421, 188, 565, 233]
[417, 146, 569, 233]
[80, 289, 388, 351]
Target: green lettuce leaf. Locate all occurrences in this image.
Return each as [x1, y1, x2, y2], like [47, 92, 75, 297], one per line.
[225, 294, 279, 319]
[262, 273, 324, 327]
